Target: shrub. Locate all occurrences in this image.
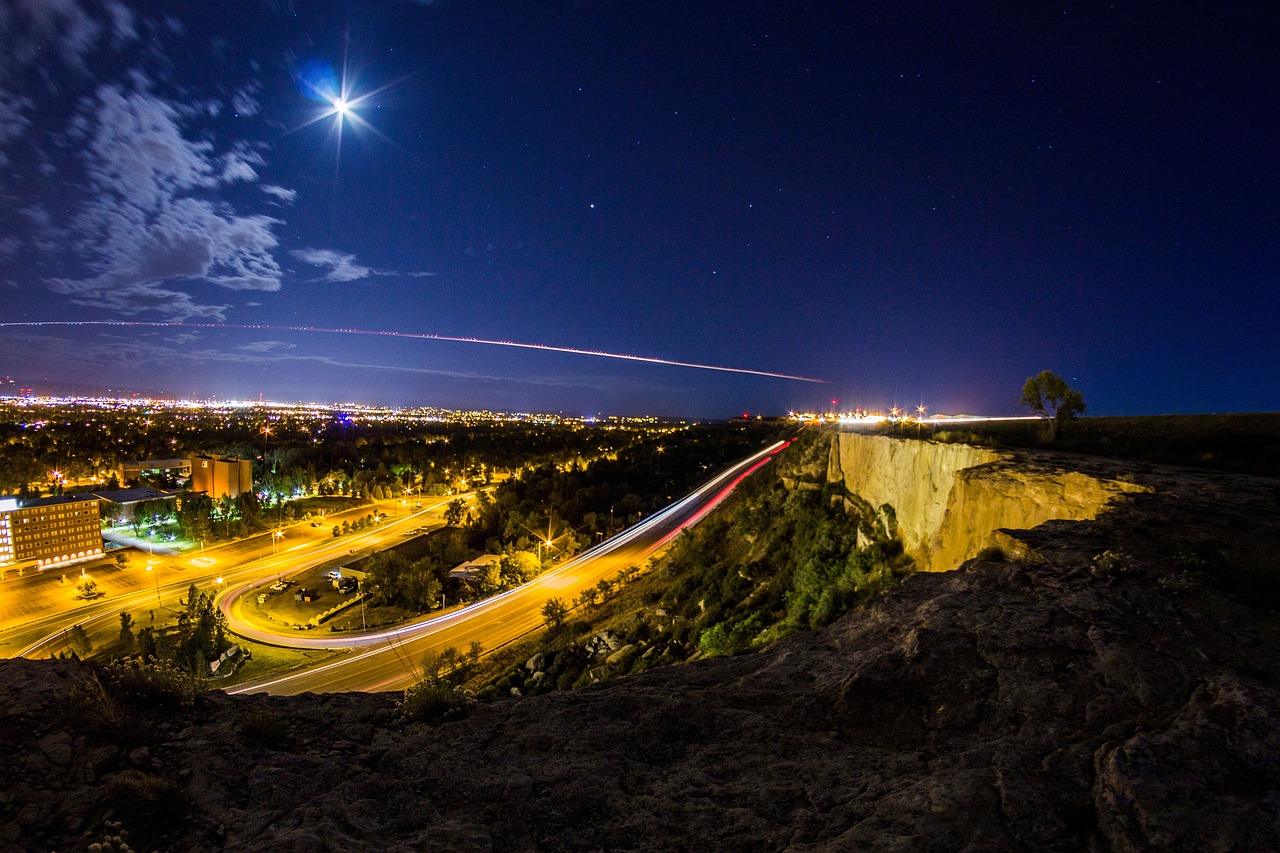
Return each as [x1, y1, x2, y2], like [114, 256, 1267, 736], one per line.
[72, 669, 131, 739]
[398, 680, 471, 724]
[102, 656, 206, 714]
[87, 821, 137, 853]
[697, 614, 762, 656]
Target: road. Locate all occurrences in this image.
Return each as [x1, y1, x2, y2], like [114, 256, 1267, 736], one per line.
[227, 438, 790, 695]
[3, 496, 459, 659]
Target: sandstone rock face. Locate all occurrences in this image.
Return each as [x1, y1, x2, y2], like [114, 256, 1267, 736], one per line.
[1, 454, 1277, 851]
[829, 432, 1146, 571]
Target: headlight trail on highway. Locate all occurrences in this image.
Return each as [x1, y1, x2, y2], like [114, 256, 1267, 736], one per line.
[225, 438, 790, 694]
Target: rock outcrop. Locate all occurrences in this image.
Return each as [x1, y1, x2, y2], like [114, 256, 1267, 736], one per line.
[829, 432, 1147, 571]
[1, 451, 1278, 851]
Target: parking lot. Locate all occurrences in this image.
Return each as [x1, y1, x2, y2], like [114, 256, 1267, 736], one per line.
[251, 560, 364, 627]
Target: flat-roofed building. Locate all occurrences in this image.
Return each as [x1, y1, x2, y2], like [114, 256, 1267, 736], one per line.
[0, 494, 104, 569]
[90, 487, 178, 523]
[120, 457, 192, 485]
[189, 454, 253, 500]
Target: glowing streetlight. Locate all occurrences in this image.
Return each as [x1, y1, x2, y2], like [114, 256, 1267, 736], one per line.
[272, 530, 284, 556]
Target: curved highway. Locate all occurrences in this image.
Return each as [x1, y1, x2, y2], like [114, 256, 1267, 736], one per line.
[12, 497, 461, 659]
[227, 438, 790, 695]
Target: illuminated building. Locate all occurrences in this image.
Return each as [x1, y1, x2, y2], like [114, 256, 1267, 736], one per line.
[189, 454, 253, 500]
[0, 495, 104, 569]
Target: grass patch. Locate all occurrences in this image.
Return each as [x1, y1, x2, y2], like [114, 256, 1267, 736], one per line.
[236, 707, 294, 749]
[943, 413, 1280, 477]
[217, 641, 346, 687]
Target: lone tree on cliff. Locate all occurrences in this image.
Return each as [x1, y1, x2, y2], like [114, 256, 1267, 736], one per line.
[1021, 370, 1085, 439]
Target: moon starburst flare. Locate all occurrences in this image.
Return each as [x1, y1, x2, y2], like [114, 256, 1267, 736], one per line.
[0, 321, 827, 384]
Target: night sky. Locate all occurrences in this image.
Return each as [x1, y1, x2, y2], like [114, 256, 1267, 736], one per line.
[0, 1, 1275, 418]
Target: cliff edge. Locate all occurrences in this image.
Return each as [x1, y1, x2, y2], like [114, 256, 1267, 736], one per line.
[2, 452, 1278, 851]
[829, 432, 1147, 572]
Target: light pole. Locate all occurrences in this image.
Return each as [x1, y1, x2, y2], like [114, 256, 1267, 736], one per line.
[272, 530, 283, 556]
[145, 561, 161, 608]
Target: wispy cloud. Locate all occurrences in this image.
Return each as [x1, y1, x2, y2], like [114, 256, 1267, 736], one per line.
[292, 247, 436, 282]
[261, 185, 298, 204]
[0, 0, 137, 72]
[238, 340, 296, 353]
[0, 4, 295, 322]
[43, 81, 287, 319]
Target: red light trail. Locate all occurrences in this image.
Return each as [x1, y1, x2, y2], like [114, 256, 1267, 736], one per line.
[0, 321, 827, 383]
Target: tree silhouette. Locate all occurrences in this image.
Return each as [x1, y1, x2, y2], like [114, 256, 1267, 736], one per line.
[1021, 370, 1085, 439]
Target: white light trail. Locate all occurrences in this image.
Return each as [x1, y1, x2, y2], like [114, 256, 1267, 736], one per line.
[0, 320, 827, 383]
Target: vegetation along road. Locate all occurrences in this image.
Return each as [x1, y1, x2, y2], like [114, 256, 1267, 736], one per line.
[226, 438, 793, 695]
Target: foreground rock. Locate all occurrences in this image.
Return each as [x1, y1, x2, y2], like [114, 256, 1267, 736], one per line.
[1, 458, 1278, 851]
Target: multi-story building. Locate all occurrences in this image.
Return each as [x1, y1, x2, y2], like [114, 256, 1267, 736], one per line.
[0, 495, 104, 569]
[189, 454, 253, 500]
[119, 454, 254, 500]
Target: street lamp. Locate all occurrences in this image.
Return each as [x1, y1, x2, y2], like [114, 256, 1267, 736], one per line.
[272, 530, 283, 556]
[145, 561, 161, 608]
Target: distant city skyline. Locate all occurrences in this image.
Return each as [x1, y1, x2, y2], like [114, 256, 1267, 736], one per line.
[1, 2, 1275, 418]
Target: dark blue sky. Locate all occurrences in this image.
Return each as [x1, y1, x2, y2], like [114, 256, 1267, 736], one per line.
[0, 1, 1275, 417]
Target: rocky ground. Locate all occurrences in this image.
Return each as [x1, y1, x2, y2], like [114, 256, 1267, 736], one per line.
[2, 454, 1278, 851]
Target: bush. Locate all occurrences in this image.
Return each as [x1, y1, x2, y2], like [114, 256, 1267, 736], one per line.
[398, 681, 471, 724]
[87, 821, 138, 853]
[102, 657, 206, 714]
[697, 614, 763, 656]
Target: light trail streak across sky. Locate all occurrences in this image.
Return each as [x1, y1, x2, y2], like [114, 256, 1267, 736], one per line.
[0, 321, 827, 383]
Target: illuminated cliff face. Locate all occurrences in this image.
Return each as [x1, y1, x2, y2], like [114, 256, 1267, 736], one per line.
[828, 433, 1147, 572]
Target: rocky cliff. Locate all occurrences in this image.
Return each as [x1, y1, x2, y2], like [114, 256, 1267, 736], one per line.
[828, 432, 1147, 572]
[2, 448, 1278, 851]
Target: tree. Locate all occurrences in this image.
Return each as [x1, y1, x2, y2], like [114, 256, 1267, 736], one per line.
[1021, 370, 1085, 438]
[541, 597, 568, 629]
[443, 498, 467, 526]
[235, 491, 263, 531]
[119, 611, 134, 647]
[68, 624, 93, 656]
[137, 626, 158, 660]
[595, 578, 613, 602]
[74, 575, 99, 599]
